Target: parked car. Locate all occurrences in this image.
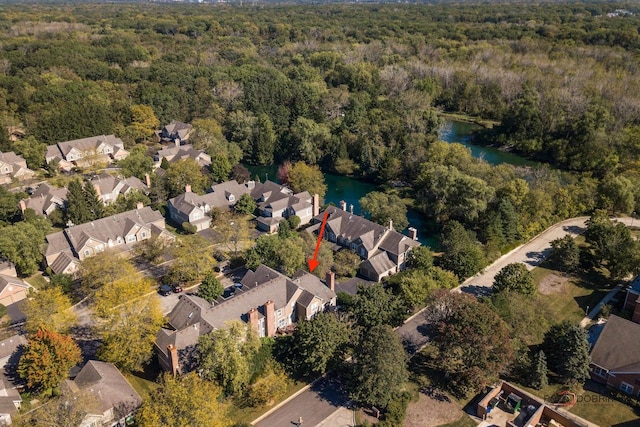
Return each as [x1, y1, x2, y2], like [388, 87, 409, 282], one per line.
[171, 283, 183, 293]
[158, 284, 172, 296]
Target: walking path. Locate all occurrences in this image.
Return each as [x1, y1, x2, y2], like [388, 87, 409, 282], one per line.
[579, 285, 623, 328]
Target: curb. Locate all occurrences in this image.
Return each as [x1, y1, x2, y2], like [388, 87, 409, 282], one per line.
[251, 377, 322, 425]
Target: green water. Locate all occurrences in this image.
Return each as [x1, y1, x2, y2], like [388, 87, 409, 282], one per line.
[246, 120, 538, 248]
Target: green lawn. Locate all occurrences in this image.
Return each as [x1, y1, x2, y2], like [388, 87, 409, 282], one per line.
[227, 380, 307, 425]
[24, 271, 48, 290]
[124, 367, 161, 402]
[436, 414, 477, 427]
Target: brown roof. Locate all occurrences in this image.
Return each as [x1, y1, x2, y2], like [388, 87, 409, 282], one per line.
[591, 315, 640, 373]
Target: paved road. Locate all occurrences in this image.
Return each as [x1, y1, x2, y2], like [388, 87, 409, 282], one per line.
[254, 377, 349, 427]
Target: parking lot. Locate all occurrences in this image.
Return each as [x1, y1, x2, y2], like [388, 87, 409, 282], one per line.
[158, 267, 247, 315]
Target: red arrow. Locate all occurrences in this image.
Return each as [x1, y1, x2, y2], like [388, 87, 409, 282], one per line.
[308, 210, 329, 273]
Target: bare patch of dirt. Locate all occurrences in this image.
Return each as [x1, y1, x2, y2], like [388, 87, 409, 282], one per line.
[403, 391, 462, 427]
[538, 273, 569, 295]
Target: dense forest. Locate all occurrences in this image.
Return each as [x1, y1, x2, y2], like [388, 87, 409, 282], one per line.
[1, 1, 640, 268]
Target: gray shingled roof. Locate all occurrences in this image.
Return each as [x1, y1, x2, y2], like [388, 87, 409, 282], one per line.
[361, 251, 396, 275]
[23, 184, 67, 216]
[73, 361, 142, 414]
[47, 135, 125, 159]
[168, 180, 252, 216]
[591, 315, 640, 373]
[0, 335, 26, 362]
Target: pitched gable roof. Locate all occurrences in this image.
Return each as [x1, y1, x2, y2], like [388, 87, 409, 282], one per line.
[73, 361, 142, 414]
[591, 315, 640, 372]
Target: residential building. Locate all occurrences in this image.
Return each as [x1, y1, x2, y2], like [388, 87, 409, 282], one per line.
[89, 173, 148, 205]
[158, 120, 193, 145]
[0, 334, 27, 426]
[308, 205, 420, 281]
[155, 265, 336, 374]
[590, 315, 640, 394]
[153, 144, 211, 169]
[477, 381, 590, 427]
[0, 151, 35, 185]
[44, 205, 174, 275]
[65, 360, 142, 427]
[0, 261, 30, 306]
[45, 135, 129, 172]
[251, 181, 316, 233]
[19, 183, 68, 217]
[166, 180, 254, 231]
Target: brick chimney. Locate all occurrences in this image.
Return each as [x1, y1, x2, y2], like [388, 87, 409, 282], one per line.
[144, 173, 151, 187]
[248, 308, 259, 334]
[340, 200, 347, 211]
[312, 193, 320, 217]
[18, 200, 26, 213]
[185, 184, 191, 193]
[408, 227, 417, 240]
[326, 270, 335, 292]
[265, 300, 276, 337]
[136, 201, 144, 210]
[167, 344, 179, 376]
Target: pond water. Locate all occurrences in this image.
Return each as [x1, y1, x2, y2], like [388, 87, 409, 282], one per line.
[245, 120, 539, 248]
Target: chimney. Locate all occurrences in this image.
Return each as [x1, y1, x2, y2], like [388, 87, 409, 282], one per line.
[167, 344, 179, 376]
[185, 184, 191, 193]
[93, 184, 101, 197]
[144, 173, 151, 187]
[326, 270, 335, 292]
[408, 227, 417, 240]
[340, 200, 347, 211]
[388, 219, 393, 230]
[18, 200, 26, 213]
[248, 308, 259, 334]
[312, 193, 320, 217]
[136, 201, 144, 210]
[247, 180, 255, 190]
[265, 300, 276, 337]
[349, 204, 354, 214]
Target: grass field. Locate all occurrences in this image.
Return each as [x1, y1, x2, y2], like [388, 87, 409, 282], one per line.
[436, 414, 477, 427]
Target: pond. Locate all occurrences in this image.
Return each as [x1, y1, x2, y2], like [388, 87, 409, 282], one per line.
[245, 120, 539, 248]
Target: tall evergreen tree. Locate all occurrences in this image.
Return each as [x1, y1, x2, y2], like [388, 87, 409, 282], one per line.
[66, 179, 91, 226]
[542, 321, 591, 385]
[84, 181, 104, 220]
[530, 350, 548, 390]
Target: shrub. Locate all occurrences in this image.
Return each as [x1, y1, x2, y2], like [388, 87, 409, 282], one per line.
[182, 222, 197, 234]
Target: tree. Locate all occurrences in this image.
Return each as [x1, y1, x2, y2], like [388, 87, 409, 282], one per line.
[333, 250, 361, 278]
[549, 235, 580, 273]
[231, 164, 251, 184]
[65, 179, 91, 226]
[359, 191, 408, 232]
[287, 161, 327, 199]
[97, 297, 164, 372]
[107, 190, 151, 215]
[80, 251, 138, 293]
[290, 312, 351, 378]
[117, 145, 154, 180]
[0, 186, 19, 224]
[133, 234, 170, 265]
[425, 291, 513, 396]
[18, 329, 81, 394]
[492, 263, 535, 296]
[542, 321, 591, 385]
[350, 325, 408, 408]
[252, 113, 276, 165]
[136, 372, 231, 427]
[349, 283, 405, 329]
[234, 193, 257, 215]
[169, 235, 215, 283]
[530, 350, 548, 390]
[92, 273, 155, 319]
[408, 246, 433, 270]
[199, 270, 224, 303]
[23, 287, 77, 334]
[244, 362, 289, 407]
[165, 158, 208, 197]
[437, 221, 487, 280]
[83, 181, 104, 220]
[214, 212, 251, 257]
[198, 320, 261, 396]
[13, 387, 100, 427]
[127, 104, 160, 142]
[210, 155, 232, 182]
[290, 117, 331, 164]
[245, 234, 305, 276]
[0, 220, 48, 275]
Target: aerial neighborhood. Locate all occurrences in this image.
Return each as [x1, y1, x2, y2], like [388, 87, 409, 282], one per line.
[0, 2, 639, 426]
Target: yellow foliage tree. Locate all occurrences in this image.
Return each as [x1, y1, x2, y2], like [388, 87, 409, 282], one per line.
[244, 362, 289, 407]
[23, 287, 77, 334]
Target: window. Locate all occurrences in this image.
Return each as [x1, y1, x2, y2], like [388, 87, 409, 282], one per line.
[84, 250, 90, 256]
[593, 366, 607, 377]
[621, 382, 634, 394]
[351, 242, 357, 250]
[278, 318, 286, 328]
[311, 303, 319, 315]
[2, 167, 8, 173]
[141, 231, 147, 238]
[95, 244, 104, 252]
[359, 247, 365, 257]
[276, 309, 283, 317]
[127, 235, 136, 243]
[193, 212, 200, 219]
[116, 236, 122, 244]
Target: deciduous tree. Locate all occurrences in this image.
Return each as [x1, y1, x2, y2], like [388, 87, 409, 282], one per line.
[359, 191, 408, 232]
[549, 235, 580, 273]
[136, 372, 231, 427]
[492, 263, 535, 296]
[199, 271, 224, 303]
[23, 287, 77, 334]
[18, 329, 81, 394]
[234, 193, 257, 215]
[165, 158, 208, 197]
[287, 161, 327, 199]
[349, 283, 405, 329]
[437, 221, 487, 280]
[169, 235, 215, 283]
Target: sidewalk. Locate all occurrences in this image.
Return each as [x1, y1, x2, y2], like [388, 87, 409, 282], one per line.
[579, 285, 622, 328]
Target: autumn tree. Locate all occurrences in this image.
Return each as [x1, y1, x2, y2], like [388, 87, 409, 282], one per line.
[333, 249, 361, 278]
[425, 291, 513, 396]
[244, 362, 289, 408]
[169, 235, 215, 283]
[23, 287, 77, 334]
[164, 158, 209, 197]
[18, 329, 81, 394]
[136, 372, 231, 427]
[198, 320, 261, 396]
[214, 211, 251, 257]
[492, 263, 536, 296]
[127, 104, 160, 142]
[13, 387, 100, 427]
[80, 250, 137, 293]
[290, 312, 351, 378]
[287, 161, 327, 198]
[359, 191, 408, 232]
[199, 270, 224, 303]
[350, 325, 408, 408]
